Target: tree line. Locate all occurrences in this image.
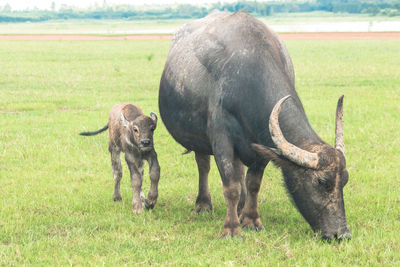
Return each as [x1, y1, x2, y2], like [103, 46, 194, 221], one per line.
[0, 0, 399, 23]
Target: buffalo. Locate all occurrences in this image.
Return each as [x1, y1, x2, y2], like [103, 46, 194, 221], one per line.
[159, 11, 350, 240]
[80, 104, 160, 214]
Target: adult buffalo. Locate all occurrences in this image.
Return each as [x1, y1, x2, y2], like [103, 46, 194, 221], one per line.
[159, 11, 350, 240]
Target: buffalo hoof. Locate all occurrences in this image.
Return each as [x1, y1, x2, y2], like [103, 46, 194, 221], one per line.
[221, 224, 242, 238]
[195, 196, 213, 213]
[338, 232, 352, 242]
[113, 194, 122, 202]
[195, 202, 213, 213]
[240, 214, 265, 231]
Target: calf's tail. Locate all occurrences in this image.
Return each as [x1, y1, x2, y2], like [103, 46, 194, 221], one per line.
[79, 124, 108, 136]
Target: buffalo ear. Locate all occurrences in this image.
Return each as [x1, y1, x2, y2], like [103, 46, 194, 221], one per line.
[251, 144, 291, 169]
[120, 112, 129, 129]
[150, 112, 158, 127]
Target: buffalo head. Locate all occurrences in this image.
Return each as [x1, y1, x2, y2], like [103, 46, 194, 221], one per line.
[252, 95, 351, 240]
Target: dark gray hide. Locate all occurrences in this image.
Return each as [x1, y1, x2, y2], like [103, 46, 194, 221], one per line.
[159, 11, 350, 240]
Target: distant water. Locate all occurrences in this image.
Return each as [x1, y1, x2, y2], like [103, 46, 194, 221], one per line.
[85, 21, 400, 34]
[271, 21, 400, 33]
[89, 29, 176, 34]
[1, 20, 399, 35]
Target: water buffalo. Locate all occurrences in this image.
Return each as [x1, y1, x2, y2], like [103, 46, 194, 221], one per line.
[80, 104, 160, 214]
[159, 11, 350, 240]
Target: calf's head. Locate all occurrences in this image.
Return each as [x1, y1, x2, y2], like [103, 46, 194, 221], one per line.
[252, 95, 350, 241]
[121, 112, 157, 152]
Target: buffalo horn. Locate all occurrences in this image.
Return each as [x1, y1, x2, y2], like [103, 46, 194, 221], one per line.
[335, 95, 345, 155]
[269, 95, 320, 169]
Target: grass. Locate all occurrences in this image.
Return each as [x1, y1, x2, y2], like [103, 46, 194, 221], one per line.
[0, 19, 189, 34]
[0, 39, 399, 265]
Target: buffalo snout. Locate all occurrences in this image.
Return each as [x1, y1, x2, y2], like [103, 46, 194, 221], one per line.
[322, 227, 351, 242]
[141, 139, 152, 147]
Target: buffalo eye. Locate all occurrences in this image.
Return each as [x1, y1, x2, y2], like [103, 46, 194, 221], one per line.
[318, 178, 333, 191]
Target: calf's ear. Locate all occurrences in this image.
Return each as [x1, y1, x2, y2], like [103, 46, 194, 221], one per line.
[150, 112, 158, 126]
[120, 112, 129, 129]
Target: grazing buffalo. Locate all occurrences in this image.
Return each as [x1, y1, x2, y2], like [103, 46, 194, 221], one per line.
[80, 104, 160, 214]
[159, 11, 350, 240]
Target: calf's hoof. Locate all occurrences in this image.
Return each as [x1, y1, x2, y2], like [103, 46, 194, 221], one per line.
[132, 202, 144, 214]
[144, 192, 158, 210]
[240, 214, 265, 231]
[113, 194, 122, 202]
[144, 198, 157, 210]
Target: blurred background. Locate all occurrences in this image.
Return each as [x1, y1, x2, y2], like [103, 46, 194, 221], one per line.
[0, 0, 399, 35]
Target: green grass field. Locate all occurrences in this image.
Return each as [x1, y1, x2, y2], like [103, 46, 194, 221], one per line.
[0, 19, 188, 34]
[0, 39, 399, 265]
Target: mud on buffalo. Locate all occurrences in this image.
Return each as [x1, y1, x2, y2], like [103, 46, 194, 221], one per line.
[159, 11, 350, 240]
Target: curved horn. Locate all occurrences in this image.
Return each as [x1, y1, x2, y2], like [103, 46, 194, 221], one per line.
[269, 95, 320, 169]
[335, 95, 345, 155]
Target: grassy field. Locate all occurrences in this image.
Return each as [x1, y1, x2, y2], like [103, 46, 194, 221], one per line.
[0, 19, 188, 34]
[0, 39, 399, 265]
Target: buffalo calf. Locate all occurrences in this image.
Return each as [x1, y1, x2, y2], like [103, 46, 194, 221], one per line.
[80, 104, 160, 214]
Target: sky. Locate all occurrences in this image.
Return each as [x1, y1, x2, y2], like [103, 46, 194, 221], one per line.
[2, 0, 233, 10]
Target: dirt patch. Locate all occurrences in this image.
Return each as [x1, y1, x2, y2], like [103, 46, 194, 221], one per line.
[0, 32, 399, 41]
[0, 34, 172, 41]
[279, 32, 400, 40]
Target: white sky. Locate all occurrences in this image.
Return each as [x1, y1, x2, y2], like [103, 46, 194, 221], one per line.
[2, 0, 235, 10]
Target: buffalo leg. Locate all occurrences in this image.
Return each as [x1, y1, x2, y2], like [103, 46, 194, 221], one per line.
[237, 162, 246, 216]
[125, 153, 144, 214]
[213, 136, 243, 238]
[240, 161, 266, 231]
[194, 152, 213, 213]
[145, 150, 160, 209]
[110, 147, 123, 201]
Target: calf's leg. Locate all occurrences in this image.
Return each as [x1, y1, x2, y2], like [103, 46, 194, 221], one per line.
[125, 152, 144, 214]
[195, 152, 213, 213]
[144, 151, 160, 209]
[110, 147, 123, 201]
